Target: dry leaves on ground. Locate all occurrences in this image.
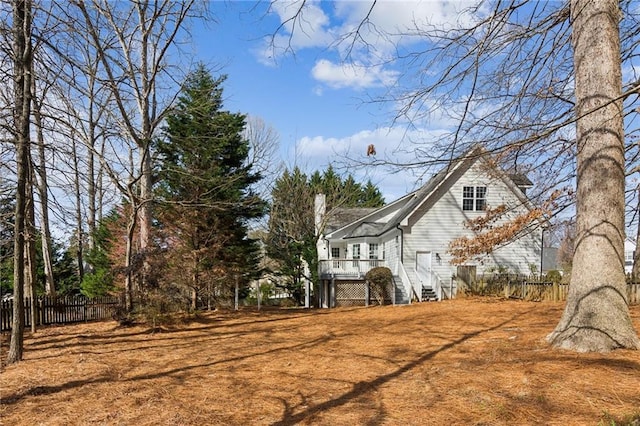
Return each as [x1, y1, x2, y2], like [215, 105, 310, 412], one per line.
[1, 298, 639, 425]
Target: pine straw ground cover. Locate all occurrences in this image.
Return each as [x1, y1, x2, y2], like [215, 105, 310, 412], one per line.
[1, 298, 639, 426]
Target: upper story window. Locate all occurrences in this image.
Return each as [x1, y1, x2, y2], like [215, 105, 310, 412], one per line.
[625, 250, 634, 265]
[463, 186, 486, 211]
[368, 243, 379, 259]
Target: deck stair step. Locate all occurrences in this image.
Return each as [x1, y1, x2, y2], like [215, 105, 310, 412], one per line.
[393, 276, 410, 305]
[421, 287, 438, 302]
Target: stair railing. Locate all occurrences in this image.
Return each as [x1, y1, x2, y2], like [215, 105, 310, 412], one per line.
[430, 269, 444, 300]
[397, 262, 418, 302]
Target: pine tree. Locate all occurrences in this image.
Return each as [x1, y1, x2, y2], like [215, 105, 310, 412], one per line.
[156, 64, 266, 309]
[267, 166, 385, 304]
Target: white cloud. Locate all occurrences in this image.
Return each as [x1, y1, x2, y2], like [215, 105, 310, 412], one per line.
[311, 59, 399, 90]
[261, 1, 484, 89]
[256, 0, 335, 66]
[289, 125, 450, 200]
[331, 0, 481, 59]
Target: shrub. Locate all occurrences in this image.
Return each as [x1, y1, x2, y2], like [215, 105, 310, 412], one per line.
[366, 267, 393, 305]
[545, 270, 562, 284]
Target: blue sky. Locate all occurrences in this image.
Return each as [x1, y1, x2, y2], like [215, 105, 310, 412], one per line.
[189, 1, 478, 201]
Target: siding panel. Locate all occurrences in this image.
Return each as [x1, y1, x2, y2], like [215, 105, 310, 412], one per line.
[403, 162, 541, 284]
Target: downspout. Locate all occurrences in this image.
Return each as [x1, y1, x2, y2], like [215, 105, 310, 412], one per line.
[397, 224, 416, 301]
[396, 224, 404, 263]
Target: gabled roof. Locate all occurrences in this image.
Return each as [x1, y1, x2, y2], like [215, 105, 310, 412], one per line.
[326, 145, 535, 239]
[345, 222, 386, 238]
[326, 207, 379, 233]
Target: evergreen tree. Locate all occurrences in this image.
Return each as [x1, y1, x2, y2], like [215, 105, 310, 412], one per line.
[267, 165, 385, 304]
[0, 194, 15, 296]
[267, 168, 314, 304]
[155, 64, 266, 308]
[81, 210, 119, 297]
[359, 181, 385, 207]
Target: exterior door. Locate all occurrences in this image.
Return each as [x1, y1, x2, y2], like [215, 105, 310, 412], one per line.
[416, 251, 432, 289]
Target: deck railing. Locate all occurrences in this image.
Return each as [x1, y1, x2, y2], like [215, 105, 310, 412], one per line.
[319, 259, 387, 278]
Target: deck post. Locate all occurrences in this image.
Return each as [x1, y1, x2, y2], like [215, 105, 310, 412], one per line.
[234, 276, 239, 311]
[305, 279, 310, 308]
[330, 278, 336, 308]
[365, 281, 369, 306]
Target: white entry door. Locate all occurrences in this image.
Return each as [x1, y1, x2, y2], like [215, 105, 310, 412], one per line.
[416, 251, 432, 288]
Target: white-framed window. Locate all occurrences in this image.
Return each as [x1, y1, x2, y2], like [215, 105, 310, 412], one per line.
[625, 250, 634, 267]
[352, 244, 361, 267]
[625, 250, 634, 262]
[331, 247, 340, 268]
[369, 243, 379, 259]
[463, 186, 487, 211]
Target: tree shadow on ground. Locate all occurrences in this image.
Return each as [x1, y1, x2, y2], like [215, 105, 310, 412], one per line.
[1, 331, 334, 405]
[272, 309, 537, 425]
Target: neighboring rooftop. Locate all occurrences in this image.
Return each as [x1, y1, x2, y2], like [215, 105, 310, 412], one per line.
[509, 173, 534, 188]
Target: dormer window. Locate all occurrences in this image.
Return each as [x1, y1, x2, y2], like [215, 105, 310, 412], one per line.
[463, 186, 486, 211]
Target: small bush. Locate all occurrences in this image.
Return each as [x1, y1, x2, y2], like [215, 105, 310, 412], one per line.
[366, 267, 393, 305]
[545, 270, 562, 284]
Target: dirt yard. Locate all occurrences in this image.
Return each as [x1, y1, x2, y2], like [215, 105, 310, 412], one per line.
[1, 298, 639, 425]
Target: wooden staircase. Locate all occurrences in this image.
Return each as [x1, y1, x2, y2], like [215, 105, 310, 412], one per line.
[421, 286, 438, 302]
[393, 276, 410, 304]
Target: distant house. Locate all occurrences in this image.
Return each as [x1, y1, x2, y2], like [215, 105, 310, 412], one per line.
[625, 238, 636, 275]
[315, 146, 543, 308]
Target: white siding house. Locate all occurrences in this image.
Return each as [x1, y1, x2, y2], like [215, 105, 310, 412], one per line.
[625, 238, 636, 275]
[316, 146, 543, 308]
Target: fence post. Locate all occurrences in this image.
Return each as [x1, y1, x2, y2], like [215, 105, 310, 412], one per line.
[504, 283, 510, 299]
[234, 276, 239, 311]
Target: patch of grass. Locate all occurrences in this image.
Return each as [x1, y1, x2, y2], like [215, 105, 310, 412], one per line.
[599, 411, 640, 426]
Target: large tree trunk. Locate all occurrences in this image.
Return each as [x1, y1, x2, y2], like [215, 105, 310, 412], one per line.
[7, 0, 32, 364]
[633, 186, 640, 281]
[72, 137, 85, 283]
[32, 76, 56, 295]
[547, 0, 639, 352]
[139, 153, 153, 290]
[25, 158, 37, 333]
[123, 211, 137, 313]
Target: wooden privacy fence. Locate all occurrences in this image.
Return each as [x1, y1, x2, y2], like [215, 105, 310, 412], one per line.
[503, 282, 568, 302]
[0, 295, 121, 332]
[503, 282, 640, 304]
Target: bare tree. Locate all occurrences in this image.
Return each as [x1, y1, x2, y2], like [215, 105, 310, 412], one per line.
[243, 115, 281, 202]
[63, 0, 203, 307]
[30, 32, 64, 295]
[7, 0, 33, 364]
[546, 0, 638, 351]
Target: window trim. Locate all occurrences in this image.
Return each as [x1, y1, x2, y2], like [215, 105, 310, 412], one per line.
[368, 243, 379, 260]
[352, 243, 361, 267]
[331, 247, 340, 268]
[463, 185, 487, 212]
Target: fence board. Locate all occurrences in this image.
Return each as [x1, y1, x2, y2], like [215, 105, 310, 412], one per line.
[467, 279, 637, 305]
[1, 295, 120, 332]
